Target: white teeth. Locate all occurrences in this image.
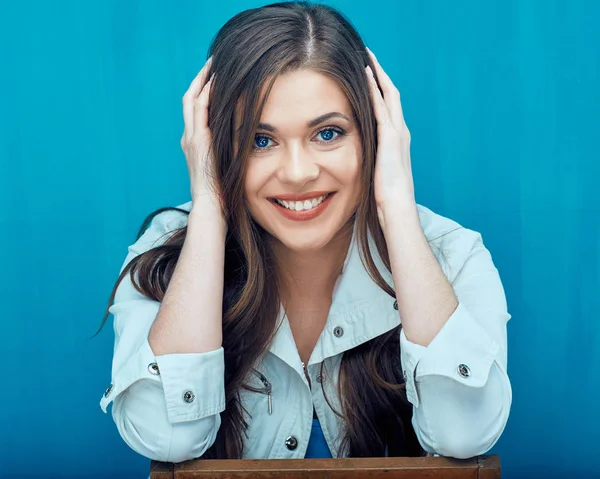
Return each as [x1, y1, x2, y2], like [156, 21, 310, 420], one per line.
[274, 194, 329, 211]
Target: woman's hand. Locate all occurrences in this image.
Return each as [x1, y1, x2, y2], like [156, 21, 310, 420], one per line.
[180, 57, 223, 213]
[365, 47, 417, 228]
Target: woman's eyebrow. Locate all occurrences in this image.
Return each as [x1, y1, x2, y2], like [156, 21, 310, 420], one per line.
[257, 112, 351, 133]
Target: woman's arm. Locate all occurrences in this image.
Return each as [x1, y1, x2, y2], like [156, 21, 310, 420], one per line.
[148, 200, 226, 355]
[100, 203, 227, 462]
[382, 203, 458, 347]
[383, 204, 511, 459]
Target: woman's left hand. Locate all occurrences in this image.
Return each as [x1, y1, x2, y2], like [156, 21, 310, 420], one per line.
[365, 47, 417, 226]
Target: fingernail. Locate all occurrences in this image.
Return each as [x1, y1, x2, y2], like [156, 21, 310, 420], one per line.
[366, 65, 374, 78]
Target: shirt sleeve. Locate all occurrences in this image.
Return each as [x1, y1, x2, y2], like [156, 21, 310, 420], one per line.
[399, 230, 512, 459]
[99, 207, 226, 462]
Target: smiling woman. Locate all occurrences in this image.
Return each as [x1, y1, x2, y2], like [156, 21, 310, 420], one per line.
[96, 0, 512, 466]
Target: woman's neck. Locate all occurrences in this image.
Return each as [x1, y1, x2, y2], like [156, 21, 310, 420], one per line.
[271, 224, 353, 307]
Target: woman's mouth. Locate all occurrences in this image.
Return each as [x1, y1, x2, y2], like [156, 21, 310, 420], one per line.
[268, 192, 335, 221]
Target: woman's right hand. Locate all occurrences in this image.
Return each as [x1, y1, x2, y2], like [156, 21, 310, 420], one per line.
[180, 57, 223, 213]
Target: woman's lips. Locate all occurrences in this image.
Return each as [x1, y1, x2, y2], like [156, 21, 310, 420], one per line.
[269, 193, 335, 222]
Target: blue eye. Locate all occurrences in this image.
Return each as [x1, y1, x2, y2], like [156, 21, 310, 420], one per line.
[318, 128, 338, 142]
[254, 135, 272, 149]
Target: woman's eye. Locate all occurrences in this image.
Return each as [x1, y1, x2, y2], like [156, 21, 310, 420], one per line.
[317, 128, 341, 142]
[254, 135, 273, 149]
[317, 127, 346, 143]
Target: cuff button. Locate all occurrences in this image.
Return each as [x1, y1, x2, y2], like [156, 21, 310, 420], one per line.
[457, 364, 471, 378]
[183, 390, 196, 403]
[104, 384, 114, 398]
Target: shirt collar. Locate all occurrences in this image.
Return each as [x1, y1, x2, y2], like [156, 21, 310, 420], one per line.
[268, 223, 399, 370]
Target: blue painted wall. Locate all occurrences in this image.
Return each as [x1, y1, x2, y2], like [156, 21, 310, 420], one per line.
[1, 1, 598, 477]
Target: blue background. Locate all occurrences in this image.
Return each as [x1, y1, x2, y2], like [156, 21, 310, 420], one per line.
[1, 1, 598, 478]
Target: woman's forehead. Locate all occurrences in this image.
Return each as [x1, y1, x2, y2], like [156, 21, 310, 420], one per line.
[234, 69, 352, 128]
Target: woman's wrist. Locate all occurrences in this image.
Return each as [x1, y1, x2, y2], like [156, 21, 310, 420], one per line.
[189, 194, 228, 235]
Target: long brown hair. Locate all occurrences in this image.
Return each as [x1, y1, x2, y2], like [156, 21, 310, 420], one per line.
[97, 1, 452, 458]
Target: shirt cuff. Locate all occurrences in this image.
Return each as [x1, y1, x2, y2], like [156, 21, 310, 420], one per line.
[99, 338, 226, 425]
[157, 347, 226, 424]
[99, 337, 161, 413]
[400, 301, 499, 408]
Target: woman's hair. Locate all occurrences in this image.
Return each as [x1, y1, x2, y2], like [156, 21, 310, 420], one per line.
[97, 1, 452, 458]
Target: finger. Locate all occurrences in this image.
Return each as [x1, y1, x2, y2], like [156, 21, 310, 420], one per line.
[366, 66, 392, 129]
[183, 57, 213, 141]
[366, 47, 404, 129]
[192, 73, 214, 140]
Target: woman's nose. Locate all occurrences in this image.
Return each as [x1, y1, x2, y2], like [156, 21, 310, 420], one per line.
[276, 145, 319, 185]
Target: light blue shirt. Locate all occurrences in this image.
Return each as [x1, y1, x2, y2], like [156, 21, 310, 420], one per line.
[100, 201, 512, 462]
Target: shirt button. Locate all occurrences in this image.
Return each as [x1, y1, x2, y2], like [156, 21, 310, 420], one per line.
[148, 363, 160, 375]
[285, 436, 298, 450]
[457, 364, 471, 378]
[333, 326, 344, 338]
[393, 300, 398, 310]
[183, 390, 196, 403]
[316, 374, 323, 383]
[104, 384, 114, 398]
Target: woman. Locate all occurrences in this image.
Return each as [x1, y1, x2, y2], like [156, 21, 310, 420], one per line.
[98, 1, 511, 463]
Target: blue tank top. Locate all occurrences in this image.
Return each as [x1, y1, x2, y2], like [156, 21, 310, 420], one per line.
[304, 418, 333, 458]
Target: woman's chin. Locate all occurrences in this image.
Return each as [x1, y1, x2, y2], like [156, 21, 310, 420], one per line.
[272, 232, 334, 253]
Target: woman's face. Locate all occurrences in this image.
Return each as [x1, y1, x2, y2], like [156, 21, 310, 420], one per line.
[242, 68, 363, 252]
